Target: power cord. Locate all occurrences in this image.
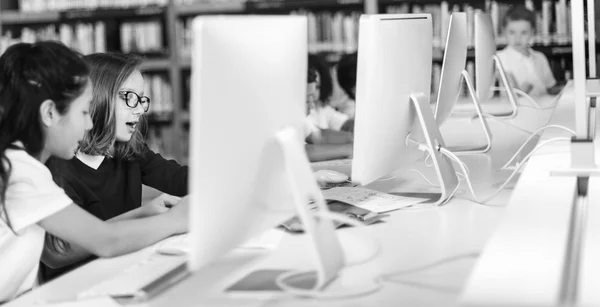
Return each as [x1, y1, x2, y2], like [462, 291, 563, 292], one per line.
[274, 210, 383, 300]
[491, 86, 556, 110]
[501, 125, 576, 170]
[409, 169, 439, 187]
[439, 137, 571, 205]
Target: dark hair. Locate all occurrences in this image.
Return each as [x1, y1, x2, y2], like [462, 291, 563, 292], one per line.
[308, 54, 333, 104]
[308, 66, 318, 83]
[336, 52, 357, 100]
[79, 52, 147, 160]
[503, 5, 536, 30]
[0, 41, 89, 232]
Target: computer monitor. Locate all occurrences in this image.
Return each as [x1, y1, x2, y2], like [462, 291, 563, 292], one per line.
[351, 13, 459, 206]
[188, 15, 343, 290]
[474, 11, 519, 118]
[434, 12, 491, 154]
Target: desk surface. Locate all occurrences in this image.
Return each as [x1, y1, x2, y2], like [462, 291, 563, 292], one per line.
[7, 92, 566, 307]
[459, 85, 583, 307]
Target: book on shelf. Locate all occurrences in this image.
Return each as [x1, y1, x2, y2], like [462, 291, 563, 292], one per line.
[0, 22, 107, 55]
[0, 20, 165, 55]
[486, 0, 571, 46]
[143, 73, 174, 118]
[385, 0, 574, 50]
[17, 0, 169, 12]
[301, 10, 361, 53]
[121, 20, 165, 54]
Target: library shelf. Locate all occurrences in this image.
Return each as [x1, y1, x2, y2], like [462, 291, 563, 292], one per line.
[175, 2, 245, 15]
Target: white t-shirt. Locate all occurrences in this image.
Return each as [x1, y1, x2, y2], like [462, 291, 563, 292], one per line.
[306, 105, 349, 131]
[0, 143, 72, 302]
[329, 96, 356, 119]
[304, 118, 319, 140]
[496, 46, 557, 96]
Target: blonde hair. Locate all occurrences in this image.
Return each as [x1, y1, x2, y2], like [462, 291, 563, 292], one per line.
[79, 52, 147, 160]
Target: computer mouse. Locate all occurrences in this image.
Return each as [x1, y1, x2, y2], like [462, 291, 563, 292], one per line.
[156, 235, 190, 256]
[313, 169, 349, 183]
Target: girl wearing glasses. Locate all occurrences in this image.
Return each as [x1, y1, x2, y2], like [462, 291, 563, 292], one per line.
[41, 52, 188, 281]
[0, 42, 189, 303]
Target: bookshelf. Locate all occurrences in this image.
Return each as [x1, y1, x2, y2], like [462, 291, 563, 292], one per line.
[0, 0, 598, 162]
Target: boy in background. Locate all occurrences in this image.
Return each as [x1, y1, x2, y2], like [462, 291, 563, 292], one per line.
[496, 5, 562, 96]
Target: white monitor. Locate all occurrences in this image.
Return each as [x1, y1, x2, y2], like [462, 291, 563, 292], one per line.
[188, 15, 344, 289]
[435, 12, 469, 126]
[351, 14, 459, 206]
[434, 12, 491, 154]
[474, 11, 519, 118]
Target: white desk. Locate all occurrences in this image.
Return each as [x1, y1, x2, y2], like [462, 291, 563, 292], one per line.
[460, 85, 600, 307]
[6, 93, 565, 307]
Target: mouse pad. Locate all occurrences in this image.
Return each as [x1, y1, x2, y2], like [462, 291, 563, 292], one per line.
[225, 269, 318, 292]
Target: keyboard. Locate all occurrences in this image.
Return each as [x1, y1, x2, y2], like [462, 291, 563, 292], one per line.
[78, 255, 189, 303]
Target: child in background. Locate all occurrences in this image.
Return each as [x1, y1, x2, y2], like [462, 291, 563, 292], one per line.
[0, 41, 188, 303]
[306, 54, 354, 132]
[496, 5, 562, 96]
[41, 52, 188, 281]
[305, 65, 353, 162]
[333, 52, 357, 118]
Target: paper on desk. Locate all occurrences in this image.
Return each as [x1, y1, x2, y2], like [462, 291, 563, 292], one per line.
[323, 187, 426, 213]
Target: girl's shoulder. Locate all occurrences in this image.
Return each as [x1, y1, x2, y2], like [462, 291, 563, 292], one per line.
[5, 145, 50, 178]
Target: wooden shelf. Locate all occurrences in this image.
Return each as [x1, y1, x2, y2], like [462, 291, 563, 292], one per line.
[175, 2, 245, 16]
[0, 11, 60, 24]
[61, 6, 165, 19]
[0, 6, 165, 25]
[246, 0, 363, 11]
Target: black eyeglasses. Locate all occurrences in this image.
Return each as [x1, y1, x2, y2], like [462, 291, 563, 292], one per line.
[118, 90, 150, 113]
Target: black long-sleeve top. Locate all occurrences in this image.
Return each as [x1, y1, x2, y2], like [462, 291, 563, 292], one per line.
[40, 144, 188, 281]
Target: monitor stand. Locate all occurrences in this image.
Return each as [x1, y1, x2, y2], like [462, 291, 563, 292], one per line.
[274, 127, 345, 290]
[489, 55, 520, 119]
[445, 70, 492, 155]
[410, 93, 460, 206]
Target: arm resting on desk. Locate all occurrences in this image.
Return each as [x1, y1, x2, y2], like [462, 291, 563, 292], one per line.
[304, 128, 353, 162]
[40, 201, 187, 268]
[42, 204, 164, 269]
[305, 143, 353, 162]
[306, 128, 353, 145]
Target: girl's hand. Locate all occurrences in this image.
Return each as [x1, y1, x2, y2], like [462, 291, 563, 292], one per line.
[166, 195, 190, 234]
[141, 194, 182, 217]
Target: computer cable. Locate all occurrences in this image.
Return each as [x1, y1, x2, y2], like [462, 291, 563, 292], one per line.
[439, 137, 571, 205]
[406, 135, 466, 196]
[491, 86, 557, 110]
[501, 125, 576, 170]
[409, 169, 439, 187]
[274, 210, 384, 300]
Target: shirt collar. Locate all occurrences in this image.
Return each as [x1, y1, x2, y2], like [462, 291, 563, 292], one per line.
[506, 45, 534, 58]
